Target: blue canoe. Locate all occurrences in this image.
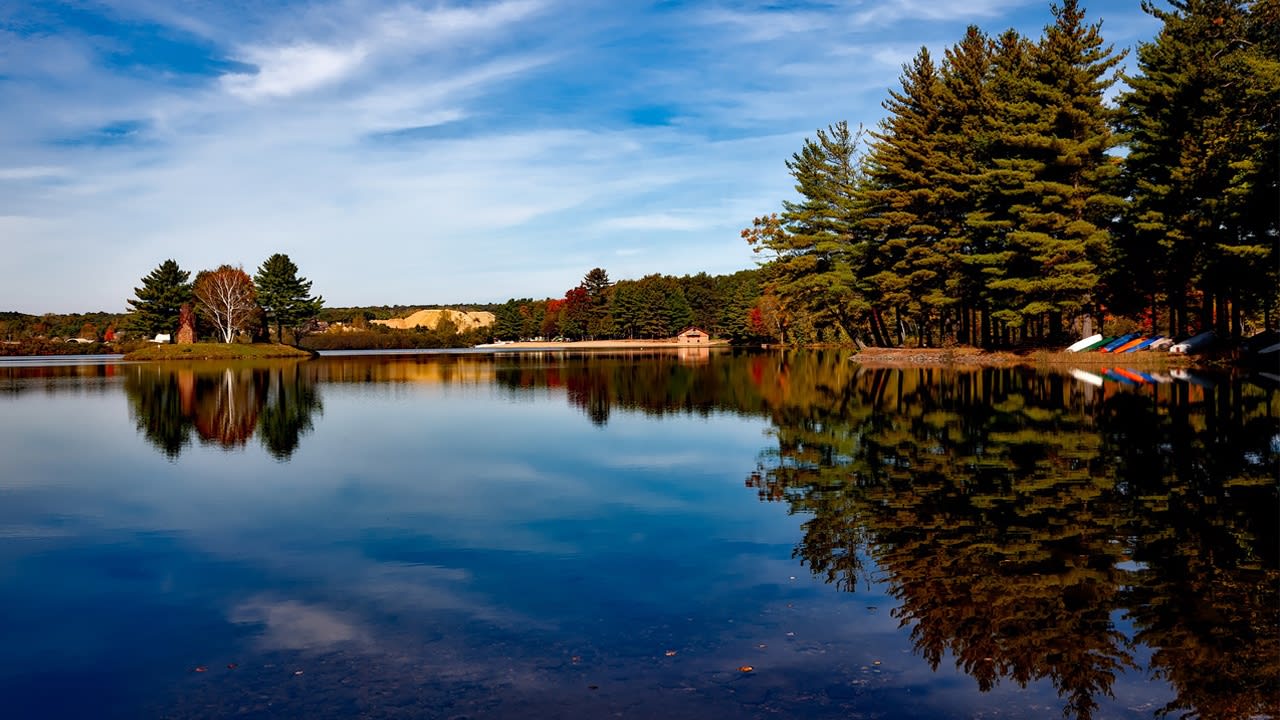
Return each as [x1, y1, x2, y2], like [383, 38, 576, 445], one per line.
[1124, 335, 1164, 353]
[1100, 333, 1141, 352]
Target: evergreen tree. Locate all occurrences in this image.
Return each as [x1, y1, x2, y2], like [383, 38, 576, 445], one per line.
[581, 267, 614, 338]
[936, 26, 999, 346]
[126, 259, 191, 340]
[965, 29, 1035, 346]
[254, 253, 323, 343]
[862, 47, 951, 346]
[743, 122, 875, 343]
[984, 2, 1123, 342]
[1116, 0, 1278, 337]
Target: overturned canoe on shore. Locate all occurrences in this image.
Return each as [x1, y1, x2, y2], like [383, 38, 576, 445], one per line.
[1169, 331, 1216, 355]
[1066, 334, 1102, 352]
[1081, 336, 1116, 352]
[1100, 333, 1141, 353]
[1113, 337, 1149, 354]
[1126, 336, 1164, 352]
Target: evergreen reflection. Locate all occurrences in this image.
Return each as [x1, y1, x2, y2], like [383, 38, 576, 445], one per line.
[503, 350, 1278, 719]
[745, 357, 1278, 720]
[124, 361, 321, 459]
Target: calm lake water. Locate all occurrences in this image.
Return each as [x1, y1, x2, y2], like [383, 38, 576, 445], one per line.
[1, 350, 1276, 720]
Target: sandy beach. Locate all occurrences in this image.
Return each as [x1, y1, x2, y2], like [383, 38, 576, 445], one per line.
[474, 338, 731, 350]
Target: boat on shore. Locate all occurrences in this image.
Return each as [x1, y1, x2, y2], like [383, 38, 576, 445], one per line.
[1126, 336, 1164, 353]
[1169, 331, 1216, 355]
[1066, 334, 1102, 352]
[1100, 333, 1141, 353]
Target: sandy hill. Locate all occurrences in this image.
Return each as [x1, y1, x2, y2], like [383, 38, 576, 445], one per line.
[372, 309, 495, 331]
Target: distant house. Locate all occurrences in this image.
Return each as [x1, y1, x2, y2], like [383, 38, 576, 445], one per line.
[677, 327, 709, 345]
[152, 333, 171, 344]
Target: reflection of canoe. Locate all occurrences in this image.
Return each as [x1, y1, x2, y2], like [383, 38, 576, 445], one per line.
[1127, 336, 1163, 352]
[1101, 333, 1141, 353]
[1113, 337, 1148, 354]
[1169, 331, 1216, 355]
[1081, 336, 1114, 352]
[1170, 368, 1217, 387]
[1240, 330, 1279, 354]
[1103, 368, 1139, 385]
[1113, 368, 1149, 384]
[1069, 368, 1104, 387]
[1067, 334, 1103, 352]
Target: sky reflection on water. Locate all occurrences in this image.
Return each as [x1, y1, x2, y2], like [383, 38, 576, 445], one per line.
[0, 351, 1274, 719]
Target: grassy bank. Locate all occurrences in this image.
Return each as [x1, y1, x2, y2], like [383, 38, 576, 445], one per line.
[849, 346, 1197, 368]
[123, 343, 316, 361]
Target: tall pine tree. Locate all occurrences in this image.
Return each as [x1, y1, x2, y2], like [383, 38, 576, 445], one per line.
[1117, 0, 1278, 337]
[743, 122, 875, 344]
[127, 259, 191, 340]
[254, 253, 323, 343]
[986, 1, 1123, 342]
[863, 47, 952, 346]
[965, 29, 1035, 346]
[936, 26, 998, 346]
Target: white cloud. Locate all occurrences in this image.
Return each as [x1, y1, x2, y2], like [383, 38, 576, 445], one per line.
[0, 166, 68, 181]
[220, 0, 544, 101]
[596, 213, 716, 233]
[223, 43, 370, 100]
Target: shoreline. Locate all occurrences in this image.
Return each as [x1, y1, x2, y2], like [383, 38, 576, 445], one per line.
[845, 347, 1200, 368]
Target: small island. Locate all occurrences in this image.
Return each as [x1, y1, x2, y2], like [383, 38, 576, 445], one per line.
[123, 342, 316, 361]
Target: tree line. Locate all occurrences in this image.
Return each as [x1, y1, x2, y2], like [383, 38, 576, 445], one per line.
[489, 267, 770, 342]
[745, 0, 1278, 347]
[128, 255, 322, 344]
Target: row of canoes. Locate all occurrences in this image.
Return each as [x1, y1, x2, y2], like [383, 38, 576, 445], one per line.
[1067, 329, 1280, 359]
[1065, 332, 1180, 354]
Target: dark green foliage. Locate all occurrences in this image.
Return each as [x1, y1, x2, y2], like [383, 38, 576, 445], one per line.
[127, 259, 191, 340]
[1116, 0, 1279, 336]
[863, 47, 952, 346]
[610, 274, 693, 338]
[254, 253, 323, 342]
[967, 1, 1123, 343]
[744, 122, 870, 343]
[582, 268, 614, 338]
[746, 0, 1276, 346]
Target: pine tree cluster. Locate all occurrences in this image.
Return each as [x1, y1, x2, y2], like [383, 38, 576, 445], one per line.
[748, 0, 1278, 347]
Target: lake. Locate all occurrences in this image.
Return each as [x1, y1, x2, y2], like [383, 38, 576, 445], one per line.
[1, 350, 1275, 720]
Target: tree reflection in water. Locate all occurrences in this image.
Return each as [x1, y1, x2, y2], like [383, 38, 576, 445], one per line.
[502, 350, 1278, 720]
[124, 361, 321, 459]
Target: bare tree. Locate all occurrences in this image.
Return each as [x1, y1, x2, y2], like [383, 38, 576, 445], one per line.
[193, 265, 258, 343]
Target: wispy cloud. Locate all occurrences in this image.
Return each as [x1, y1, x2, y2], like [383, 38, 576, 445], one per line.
[0, 166, 68, 181]
[223, 43, 370, 100]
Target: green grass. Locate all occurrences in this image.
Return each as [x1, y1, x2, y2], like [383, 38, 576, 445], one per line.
[123, 342, 316, 361]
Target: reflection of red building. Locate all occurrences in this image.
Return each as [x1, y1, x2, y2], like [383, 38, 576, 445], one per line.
[677, 346, 710, 364]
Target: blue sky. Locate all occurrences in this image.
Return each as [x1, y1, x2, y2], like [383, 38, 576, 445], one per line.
[1, 0, 1157, 313]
